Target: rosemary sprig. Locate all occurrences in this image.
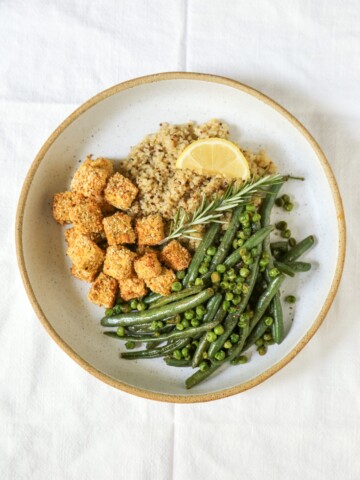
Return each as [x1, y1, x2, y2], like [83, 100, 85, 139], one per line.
[159, 174, 286, 244]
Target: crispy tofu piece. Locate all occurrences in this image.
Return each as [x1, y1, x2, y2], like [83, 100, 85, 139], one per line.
[52, 191, 81, 224]
[70, 265, 98, 283]
[71, 156, 113, 198]
[104, 172, 138, 210]
[161, 240, 192, 271]
[136, 214, 165, 246]
[119, 276, 147, 301]
[65, 227, 106, 246]
[69, 196, 104, 235]
[88, 272, 118, 308]
[66, 234, 105, 275]
[99, 197, 117, 216]
[103, 246, 136, 281]
[145, 267, 176, 295]
[103, 212, 136, 245]
[134, 252, 162, 280]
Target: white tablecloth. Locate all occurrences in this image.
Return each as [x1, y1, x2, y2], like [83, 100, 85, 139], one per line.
[1, 1, 358, 478]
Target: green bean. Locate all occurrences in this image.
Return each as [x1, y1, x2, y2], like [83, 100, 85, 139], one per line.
[270, 241, 289, 252]
[223, 226, 274, 268]
[146, 340, 163, 350]
[242, 317, 269, 352]
[107, 293, 223, 342]
[191, 334, 209, 368]
[274, 261, 295, 277]
[121, 338, 189, 359]
[191, 295, 226, 367]
[143, 292, 162, 305]
[287, 261, 312, 272]
[101, 288, 215, 327]
[183, 223, 220, 286]
[207, 205, 243, 271]
[247, 274, 285, 337]
[280, 235, 315, 263]
[165, 358, 192, 367]
[149, 285, 202, 309]
[185, 363, 221, 389]
[260, 182, 285, 345]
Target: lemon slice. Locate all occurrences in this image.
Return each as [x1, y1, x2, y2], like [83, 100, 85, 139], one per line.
[176, 138, 250, 180]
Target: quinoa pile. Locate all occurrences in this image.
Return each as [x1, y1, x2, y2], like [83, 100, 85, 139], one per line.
[120, 119, 276, 221]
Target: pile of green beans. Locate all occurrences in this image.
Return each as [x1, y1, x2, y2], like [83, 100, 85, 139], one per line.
[101, 183, 315, 389]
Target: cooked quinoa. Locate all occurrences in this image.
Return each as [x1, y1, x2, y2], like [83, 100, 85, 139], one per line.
[119, 119, 276, 221]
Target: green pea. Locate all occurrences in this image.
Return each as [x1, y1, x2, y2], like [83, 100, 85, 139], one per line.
[228, 306, 237, 313]
[211, 272, 221, 283]
[214, 324, 225, 335]
[198, 264, 209, 275]
[181, 347, 189, 357]
[263, 333, 273, 342]
[264, 316, 274, 326]
[284, 202, 294, 211]
[121, 304, 131, 313]
[156, 321, 164, 329]
[191, 318, 200, 327]
[252, 213, 261, 222]
[204, 254, 212, 264]
[285, 295, 296, 303]
[194, 278, 204, 287]
[281, 229, 291, 239]
[257, 346, 267, 356]
[137, 301, 146, 311]
[216, 264, 226, 273]
[282, 194, 290, 203]
[199, 361, 209, 372]
[116, 326, 125, 337]
[222, 300, 230, 311]
[173, 349, 182, 360]
[259, 258, 269, 267]
[243, 257, 254, 266]
[289, 237, 297, 247]
[269, 268, 280, 278]
[176, 270, 186, 280]
[220, 281, 230, 290]
[243, 227, 252, 236]
[245, 204, 256, 212]
[255, 338, 264, 347]
[206, 246, 217, 256]
[225, 292, 234, 301]
[275, 221, 287, 231]
[239, 248, 248, 258]
[237, 238, 244, 247]
[206, 331, 217, 343]
[150, 321, 158, 331]
[239, 213, 250, 224]
[184, 309, 195, 320]
[251, 247, 259, 256]
[232, 295, 241, 305]
[215, 350, 226, 361]
[238, 355, 248, 364]
[224, 340, 233, 349]
[196, 305, 206, 316]
[240, 267, 250, 278]
[242, 283, 250, 294]
[176, 323, 185, 331]
[125, 341, 136, 350]
[230, 333, 240, 344]
[130, 299, 138, 310]
[232, 239, 239, 249]
[275, 197, 284, 207]
[181, 319, 190, 328]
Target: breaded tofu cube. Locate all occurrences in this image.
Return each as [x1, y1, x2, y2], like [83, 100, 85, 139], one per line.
[161, 240, 192, 271]
[136, 214, 165, 246]
[103, 246, 136, 280]
[88, 272, 118, 308]
[71, 156, 113, 198]
[103, 212, 136, 245]
[67, 234, 105, 275]
[69, 196, 104, 235]
[70, 265, 98, 283]
[104, 172, 139, 210]
[134, 252, 162, 280]
[53, 191, 82, 224]
[65, 227, 106, 246]
[145, 267, 176, 295]
[119, 276, 147, 301]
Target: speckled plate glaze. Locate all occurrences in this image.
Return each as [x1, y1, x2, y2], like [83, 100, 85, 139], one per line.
[16, 73, 345, 403]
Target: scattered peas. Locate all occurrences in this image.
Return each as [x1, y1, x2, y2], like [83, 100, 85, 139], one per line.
[181, 347, 189, 357]
[275, 197, 284, 207]
[199, 361, 209, 372]
[264, 316, 274, 326]
[230, 333, 240, 344]
[240, 267, 250, 278]
[224, 340, 233, 349]
[130, 299, 138, 310]
[284, 202, 294, 211]
[206, 331, 217, 343]
[282, 194, 290, 203]
[184, 310, 195, 320]
[176, 270, 186, 280]
[252, 213, 261, 222]
[269, 268, 280, 278]
[276, 221, 287, 231]
[222, 300, 230, 311]
[173, 349, 182, 360]
[214, 324, 225, 335]
[125, 341, 136, 350]
[211, 272, 221, 283]
[191, 318, 200, 327]
[285, 295, 297, 303]
[245, 204, 256, 212]
[116, 326, 125, 337]
[198, 264, 209, 275]
[281, 229, 291, 239]
[206, 246, 217, 256]
[225, 292, 234, 301]
[263, 333, 273, 342]
[194, 278, 204, 287]
[215, 350, 226, 361]
[181, 319, 190, 328]
[257, 345, 267, 356]
[216, 264, 226, 273]
[176, 323, 185, 331]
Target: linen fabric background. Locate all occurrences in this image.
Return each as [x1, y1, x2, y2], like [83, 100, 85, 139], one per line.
[1, 1, 359, 479]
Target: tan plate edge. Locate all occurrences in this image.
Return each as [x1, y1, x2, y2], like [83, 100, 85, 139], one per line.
[15, 72, 346, 403]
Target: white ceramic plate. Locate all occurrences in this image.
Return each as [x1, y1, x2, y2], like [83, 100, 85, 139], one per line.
[16, 73, 345, 403]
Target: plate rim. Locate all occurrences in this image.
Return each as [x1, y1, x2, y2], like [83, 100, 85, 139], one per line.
[15, 72, 346, 403]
